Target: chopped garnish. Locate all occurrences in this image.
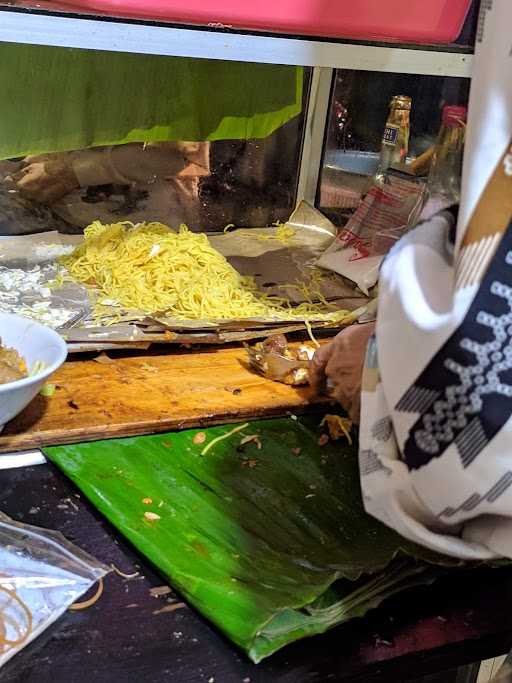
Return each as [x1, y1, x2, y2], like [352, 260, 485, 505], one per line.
[201, 423, 249, 456]
[320, 415, 353, 445]
[150, 585, 173, 598]
[110, 564, 140, 580]
[144, 512, 161, 522]
[225, 385, 242, 395]
[162, 441, 172, 449]
[193, 432, 207, 445]
[239, 435, 262, 450]
[153, 602, 186, 615]
[292, 447, 302, 456]
[141, 362, 159, 373]
[241, 459, 258, 469]
[142, 497, 153, 505]
[40, 383, 56, 397]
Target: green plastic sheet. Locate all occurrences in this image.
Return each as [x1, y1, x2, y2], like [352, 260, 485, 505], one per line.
[0, 42, 303, 160]
[44, 416, 456, 662]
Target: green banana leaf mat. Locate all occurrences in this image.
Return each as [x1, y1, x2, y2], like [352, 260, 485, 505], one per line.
[0, 43, 303, 160]
[44, 416, 461, 663]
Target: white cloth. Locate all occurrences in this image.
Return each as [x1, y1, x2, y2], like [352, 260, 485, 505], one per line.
[359, 0, 512, 559]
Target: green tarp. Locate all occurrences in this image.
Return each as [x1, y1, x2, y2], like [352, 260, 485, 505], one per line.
[0, 42, 303, 159]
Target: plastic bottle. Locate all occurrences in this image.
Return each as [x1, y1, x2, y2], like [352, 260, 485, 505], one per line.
[428, 104, 467, 204]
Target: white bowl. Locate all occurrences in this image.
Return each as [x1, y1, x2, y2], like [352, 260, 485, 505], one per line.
[0, 313, 67, 432]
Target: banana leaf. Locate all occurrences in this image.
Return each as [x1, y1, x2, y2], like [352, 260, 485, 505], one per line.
[44, 416, 457, 662]
[0, 43, 303, 159]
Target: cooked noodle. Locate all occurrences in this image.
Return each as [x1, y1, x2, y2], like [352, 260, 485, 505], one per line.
[0, 585, 33, 655]
[60, 221, 351, 324]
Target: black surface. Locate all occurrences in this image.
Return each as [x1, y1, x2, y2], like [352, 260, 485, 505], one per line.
[1, 462, 512, 683]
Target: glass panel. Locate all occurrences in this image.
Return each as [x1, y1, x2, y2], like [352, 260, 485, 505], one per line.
[200, 118, 305, 231]
[318, 69, 471, 226]
[0, 44, 309, 235]
[0, 119, 305, 235]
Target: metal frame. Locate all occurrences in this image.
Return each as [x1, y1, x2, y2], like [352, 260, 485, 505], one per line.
[292, 49, 473, 205]
[0, 8, 473, 76]
[296, 67, 334, 205]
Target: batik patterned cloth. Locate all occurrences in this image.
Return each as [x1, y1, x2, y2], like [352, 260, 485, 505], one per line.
[359, 0, 512, 559]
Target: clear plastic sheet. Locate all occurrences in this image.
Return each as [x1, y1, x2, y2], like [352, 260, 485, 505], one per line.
[0, 512, 108, 668]
[317, 175, 427, 294]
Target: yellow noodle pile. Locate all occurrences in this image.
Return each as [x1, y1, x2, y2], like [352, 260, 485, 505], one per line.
[60, 221, 351, 323]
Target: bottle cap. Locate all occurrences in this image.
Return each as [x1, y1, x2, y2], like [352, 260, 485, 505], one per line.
[442, 105, 467, 127]
[391, 95, 412, 110]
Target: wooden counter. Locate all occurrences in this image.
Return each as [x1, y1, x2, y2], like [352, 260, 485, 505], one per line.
[0, 345, 330, 452]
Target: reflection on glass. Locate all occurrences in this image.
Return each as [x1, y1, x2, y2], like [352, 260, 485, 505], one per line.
[318, 69, 471, 226]
[0, 41, 308, 236]
[0, 119, 304, 235]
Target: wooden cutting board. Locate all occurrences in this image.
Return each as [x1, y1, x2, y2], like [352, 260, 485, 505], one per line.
[0, 346, 331, 452]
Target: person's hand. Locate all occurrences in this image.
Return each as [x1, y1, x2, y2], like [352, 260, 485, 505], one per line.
[11, 155, 79, 204]
[309, 322, 376, 423]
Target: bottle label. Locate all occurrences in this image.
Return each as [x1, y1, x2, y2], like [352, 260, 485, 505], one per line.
[382, 124, 399, 146]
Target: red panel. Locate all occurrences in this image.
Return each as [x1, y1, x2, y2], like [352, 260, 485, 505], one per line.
[39, 0, 472, 44]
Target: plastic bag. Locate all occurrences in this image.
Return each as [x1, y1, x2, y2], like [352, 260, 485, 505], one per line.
[317, 174, 426, 294]
[0, 512, 108, 668]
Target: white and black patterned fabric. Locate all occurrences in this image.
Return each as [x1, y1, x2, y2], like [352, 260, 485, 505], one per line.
[399, 221, 512, 471]
[358, 0, 512, 561]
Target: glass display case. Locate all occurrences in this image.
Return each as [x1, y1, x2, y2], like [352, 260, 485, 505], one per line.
[318, 68, 471, 226]
[0, 0, 479, 341]
[0, 43, 311, 235]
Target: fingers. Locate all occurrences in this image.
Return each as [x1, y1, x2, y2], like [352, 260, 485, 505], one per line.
[309, 342, 333, 395]
[309, 327, 354, 395]
[12, 163, 46, 196]
[10, 166, 31, 184]
[13, 161, 78, 204]
[338, 322, 376, 354]
[311, 323, 376, 418]
[348, 391, 362, 424]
